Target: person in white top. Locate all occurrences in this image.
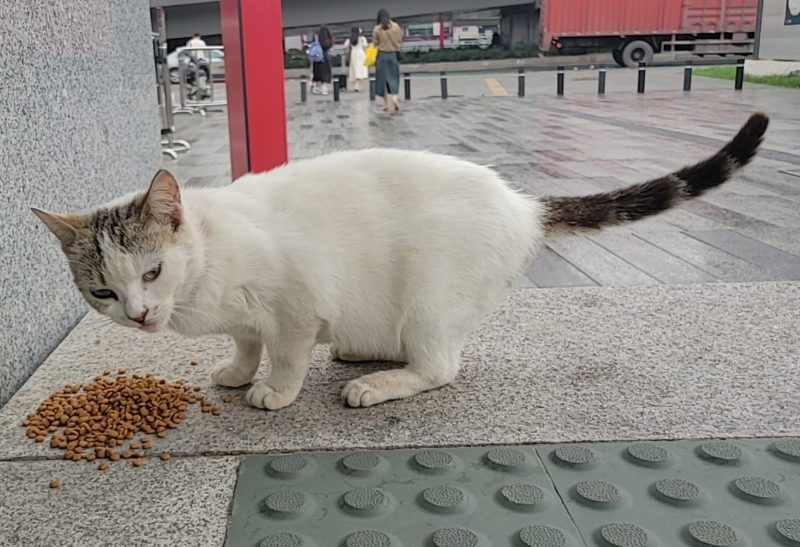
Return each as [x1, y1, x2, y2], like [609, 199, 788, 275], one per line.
[186, 33, 207, 61]
[343, 27, 369, 92]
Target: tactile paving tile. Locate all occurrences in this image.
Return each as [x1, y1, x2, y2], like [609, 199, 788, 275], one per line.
[540, 438, 800, 547]
[227, 439, 800, 547]
[227, 446, 582, 547]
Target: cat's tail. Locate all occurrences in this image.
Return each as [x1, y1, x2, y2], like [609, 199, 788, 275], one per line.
[540, 112, 769, 236]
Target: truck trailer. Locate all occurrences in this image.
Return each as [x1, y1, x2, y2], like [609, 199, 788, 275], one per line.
[539, 0, 759, 68]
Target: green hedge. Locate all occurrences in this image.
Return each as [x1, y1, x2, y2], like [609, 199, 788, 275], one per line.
[284, 44, 544, 69]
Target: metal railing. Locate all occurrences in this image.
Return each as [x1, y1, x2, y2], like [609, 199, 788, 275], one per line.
[296, 57, 747, 103]
[172, 46, 227, 116]
[153, 34, 190, 159]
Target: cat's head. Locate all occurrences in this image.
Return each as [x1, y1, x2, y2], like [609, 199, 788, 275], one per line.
[32, 170, 189, 333]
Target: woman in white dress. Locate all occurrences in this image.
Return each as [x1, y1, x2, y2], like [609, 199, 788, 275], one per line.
[343, 27, 369, 92]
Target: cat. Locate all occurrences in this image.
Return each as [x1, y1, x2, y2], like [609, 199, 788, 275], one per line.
[32, 113, 769, 410]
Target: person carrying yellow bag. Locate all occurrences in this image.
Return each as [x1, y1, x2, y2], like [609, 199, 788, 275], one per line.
[364, 43, 377, 68]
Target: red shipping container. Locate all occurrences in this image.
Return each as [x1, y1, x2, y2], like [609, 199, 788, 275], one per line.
[541, 0, 758, 64]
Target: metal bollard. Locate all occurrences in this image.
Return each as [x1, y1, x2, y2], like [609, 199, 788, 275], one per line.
[440, 71, 448, 99]
[300, 76, 307, 103]
[369, 78, 376, 101]
[557, 66, 564, 96]
[404, 73, 411, 100]
[598, 67, 606, 95]
[683, 62, 693, 92]
[517, 68, 525, 97]
[735, 58, 744, 90]
[333, 78, 340, 102]
[637, 62, 646, 93]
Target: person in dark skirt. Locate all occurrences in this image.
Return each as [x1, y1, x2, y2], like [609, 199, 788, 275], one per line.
[372, 9, 403, 111]
[311, 26, 334, 95]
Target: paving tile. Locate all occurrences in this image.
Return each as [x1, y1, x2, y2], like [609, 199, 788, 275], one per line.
[540, 438, 800, 547]
[587, 231, 717, 284]
[0, 456, 240, 547]
[686, 230, 800, 280]
[638, 231, 776, 282]
[546, 236, 658, 286]
[228, 447, 581, 547]
[525, 247, 598, 288]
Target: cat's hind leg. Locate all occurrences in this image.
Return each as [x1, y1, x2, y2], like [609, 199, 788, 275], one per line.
[212, 331, 263, 387]
[341, 340, 461, 408]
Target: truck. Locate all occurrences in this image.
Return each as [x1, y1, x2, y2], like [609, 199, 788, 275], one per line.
[539, 0, 759, 68]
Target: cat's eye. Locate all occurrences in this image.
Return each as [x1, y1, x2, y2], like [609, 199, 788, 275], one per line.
[143, 264, 162, 282]
[91, 289, 117, 300]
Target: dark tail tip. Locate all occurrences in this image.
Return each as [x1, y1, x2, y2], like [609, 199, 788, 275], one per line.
[725, 112, 770, 167]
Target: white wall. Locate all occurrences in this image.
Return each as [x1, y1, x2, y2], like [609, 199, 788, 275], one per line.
[757, 0, 800, 61]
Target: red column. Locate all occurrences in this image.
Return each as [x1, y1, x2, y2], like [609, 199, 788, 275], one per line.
[439, 13, 445, 49]
[220, 0, 287, 180]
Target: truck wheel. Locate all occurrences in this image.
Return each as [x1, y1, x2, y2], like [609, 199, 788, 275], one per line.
[612, 49, 624, 67]
[621, 40, 654, 68]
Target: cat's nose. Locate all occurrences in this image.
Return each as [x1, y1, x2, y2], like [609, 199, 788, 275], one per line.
[127, 312, 147, 324]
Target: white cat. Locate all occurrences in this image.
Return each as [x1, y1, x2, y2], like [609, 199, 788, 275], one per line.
[32, 113, 768, 410]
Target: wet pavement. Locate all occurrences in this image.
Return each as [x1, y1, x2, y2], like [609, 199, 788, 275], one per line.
[166, 76, 800, 288]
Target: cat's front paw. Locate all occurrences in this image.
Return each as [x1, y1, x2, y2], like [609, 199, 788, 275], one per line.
[246, 382, 297, 410]
[212, 365, 256, 388]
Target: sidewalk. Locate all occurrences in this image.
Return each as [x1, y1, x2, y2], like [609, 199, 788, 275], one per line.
[2, 83, 799, 547]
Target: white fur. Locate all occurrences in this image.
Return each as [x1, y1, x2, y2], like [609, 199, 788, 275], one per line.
[105, 149, 547, 409]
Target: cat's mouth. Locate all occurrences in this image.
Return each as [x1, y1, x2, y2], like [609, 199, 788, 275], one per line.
[138, 319, 164, 333]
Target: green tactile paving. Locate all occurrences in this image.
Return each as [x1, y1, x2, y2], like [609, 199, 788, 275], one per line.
[227, 446, 582, 547]
[227, 439, 800, 547]
[540, 438, 800, 547]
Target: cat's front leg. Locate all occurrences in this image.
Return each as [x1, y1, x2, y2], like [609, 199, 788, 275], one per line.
[246, 327, 317, 410]
[212, 331, 263, 388]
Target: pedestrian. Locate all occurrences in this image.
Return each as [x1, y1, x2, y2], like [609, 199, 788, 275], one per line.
[372, 9, 403, 111]
[310, 26, 334, 95]
[343, 27, 369, 92]
[186, 33, 207, 61]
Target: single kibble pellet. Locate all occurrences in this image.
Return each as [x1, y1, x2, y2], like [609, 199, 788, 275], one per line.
[160, 453, 170, 461]
[110, 453, 121, 462]
[103, 370, 110, 376]
[98, 462, 109, 471]
[132, 459, 142, 467]
[212, 408, 221, 416]
[157, 431, 167, 438]
[141, 436, 150, 443]
[122, 451, 132, 459]
[35, 435, 45, 442]
[193, 386, 201, 392]
[130, 442, 140, 450]
[71, 454, 81, 462]
[118, 368, 126, 374]
[142, 442, 152, 450]
[190, 360, 198, 366]
[223, 396, 232, 403]
[49, 480, 60, 489]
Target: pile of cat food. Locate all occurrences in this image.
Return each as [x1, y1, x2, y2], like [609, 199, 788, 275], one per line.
[21, 367, 228, 486]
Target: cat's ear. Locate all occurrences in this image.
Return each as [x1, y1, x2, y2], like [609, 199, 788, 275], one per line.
[31, 208, 85, 247]
[142, 169, 182, 230]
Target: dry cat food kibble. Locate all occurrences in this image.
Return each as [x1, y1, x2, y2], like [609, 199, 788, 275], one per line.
[22, 372, 224, 476]
[49, 480, 60, 489]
